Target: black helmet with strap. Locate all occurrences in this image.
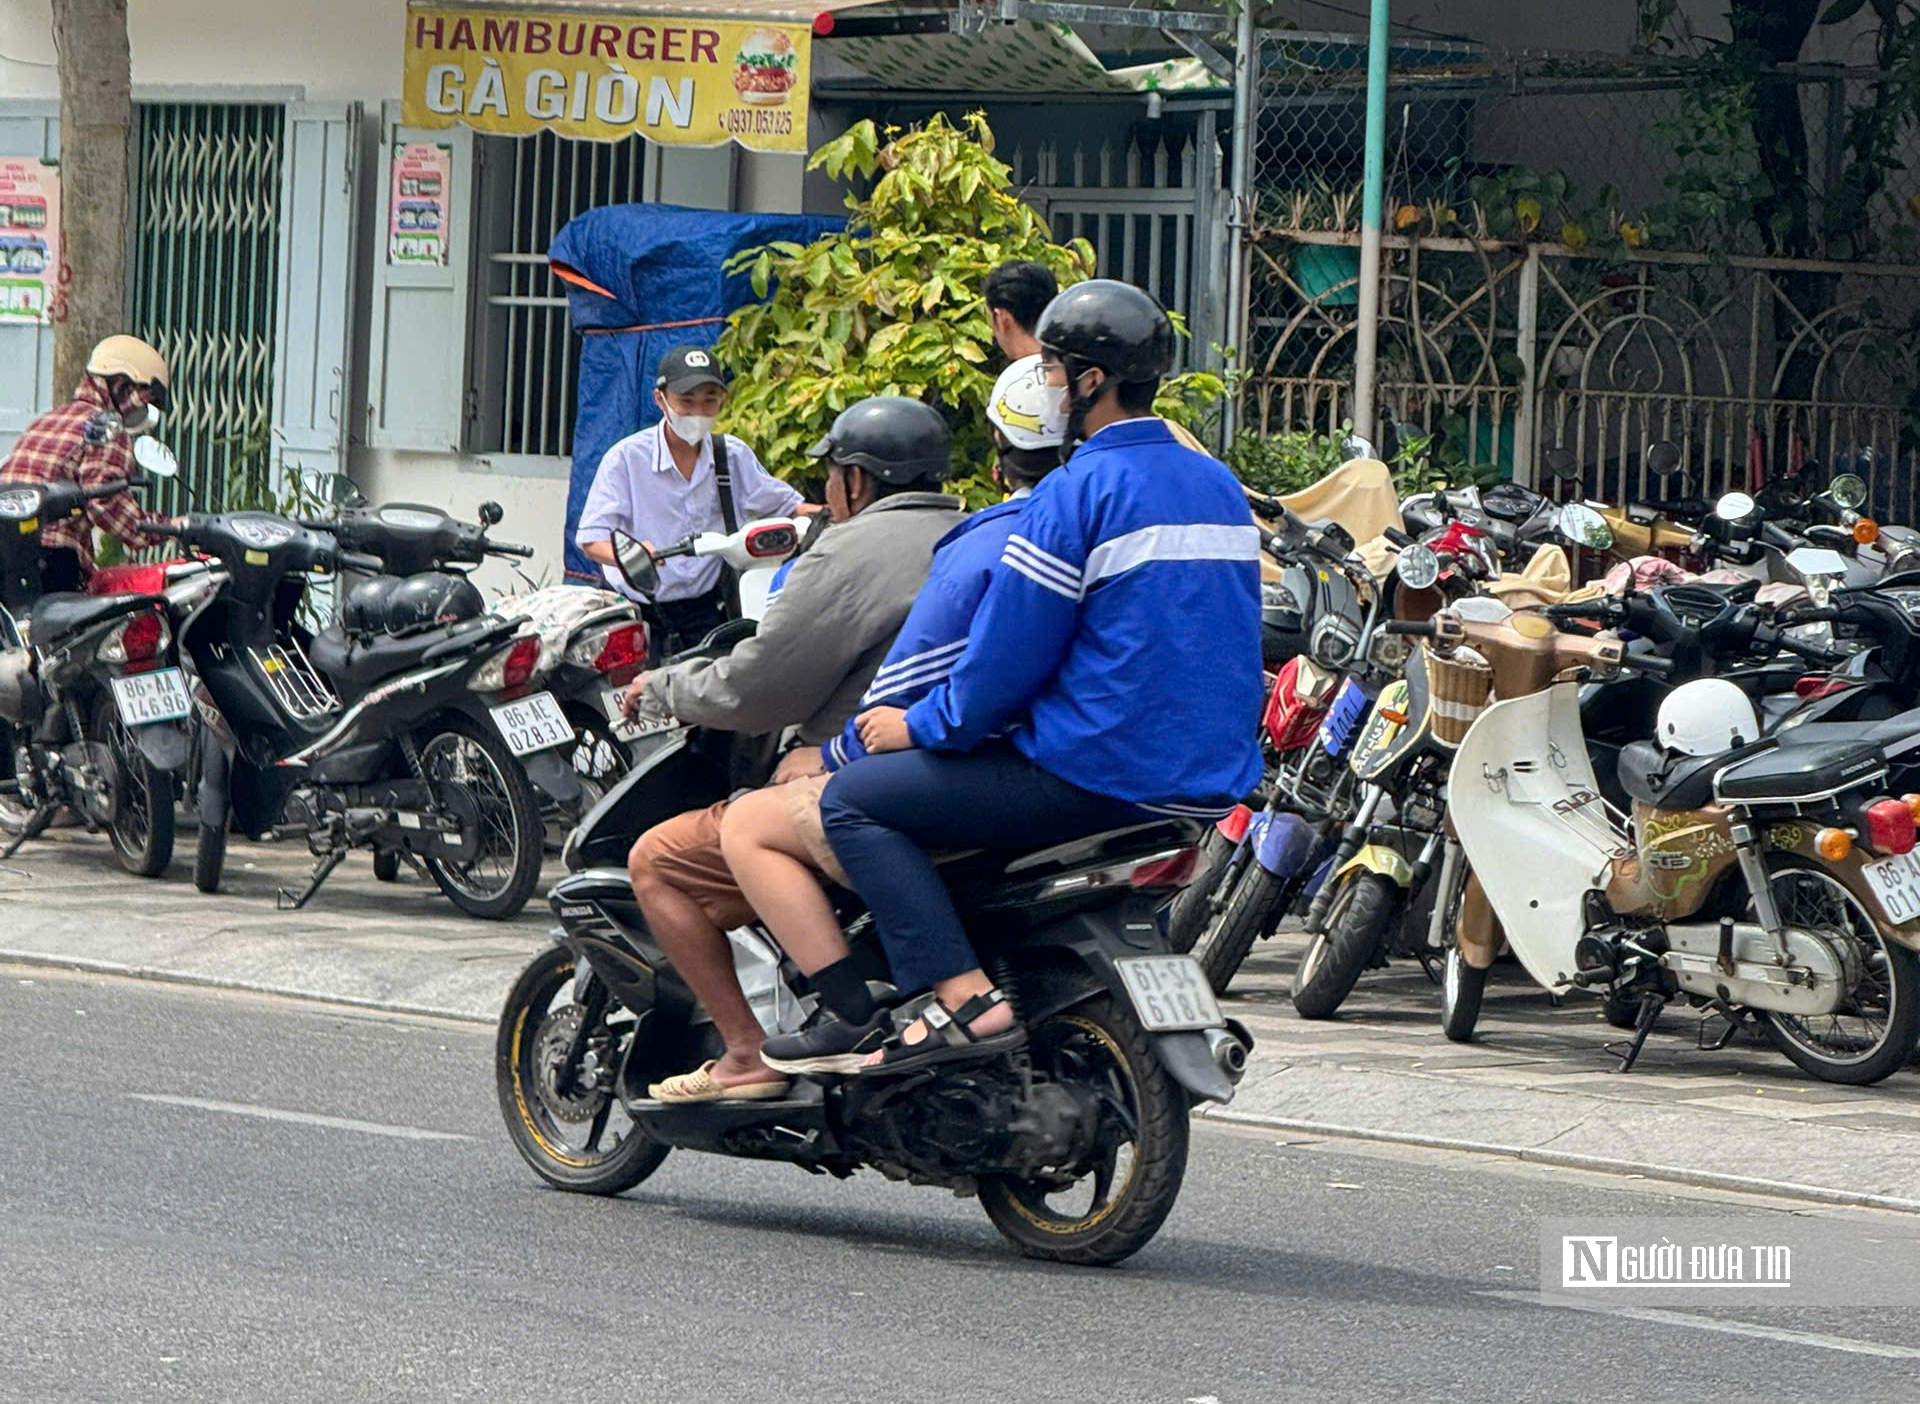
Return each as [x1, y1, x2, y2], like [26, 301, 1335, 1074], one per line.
[806, 396, 952, 486]
[1035, 279, 1174, 384]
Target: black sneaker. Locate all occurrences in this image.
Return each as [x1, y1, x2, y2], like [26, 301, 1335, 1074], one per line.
[761, 1010, 890, 1076]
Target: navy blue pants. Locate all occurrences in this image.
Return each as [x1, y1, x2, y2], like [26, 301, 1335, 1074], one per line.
[820, 748, 1148, 994]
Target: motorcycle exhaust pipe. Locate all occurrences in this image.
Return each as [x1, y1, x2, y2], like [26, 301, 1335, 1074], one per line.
[1205, 1026, 1251, 1083]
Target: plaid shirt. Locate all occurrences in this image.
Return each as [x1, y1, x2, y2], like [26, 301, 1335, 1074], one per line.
[0, 381, 166, 576]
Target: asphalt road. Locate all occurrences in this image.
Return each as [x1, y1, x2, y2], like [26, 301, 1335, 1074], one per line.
[4, 966, 1917, 1404]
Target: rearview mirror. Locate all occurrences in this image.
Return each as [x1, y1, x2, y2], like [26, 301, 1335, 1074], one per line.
[1340, 433, 1377, 462]
[480, 500, 505, 527]
[611, 530, 660, 597]
[328, 473, 365, 508]
[1646, 441, 1683, 477]
[132, 436, 178, 479]
[1714, 491, 1757, 522]
[1557, 502, 1613, 550]
[1829, 472, 1868, 510]
[1544, 446, 1580, 481]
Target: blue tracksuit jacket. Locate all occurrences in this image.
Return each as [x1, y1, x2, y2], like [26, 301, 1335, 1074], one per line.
[902, 418, 1264, 816]
[820, 494, 1027, 771]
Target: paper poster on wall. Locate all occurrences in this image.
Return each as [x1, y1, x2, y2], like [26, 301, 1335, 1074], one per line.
[0, 158, 60, 325]
[388, 141, 454, 266]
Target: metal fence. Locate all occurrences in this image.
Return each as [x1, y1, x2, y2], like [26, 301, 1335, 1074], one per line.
[1239, 32, 1920, 517]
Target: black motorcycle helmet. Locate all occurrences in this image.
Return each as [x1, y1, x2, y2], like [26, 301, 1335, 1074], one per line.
[383, 573, 484, 637]
[806, 396, 952, 486]
[342, 574, 404, 638]
[1035, 279, 1175, 385]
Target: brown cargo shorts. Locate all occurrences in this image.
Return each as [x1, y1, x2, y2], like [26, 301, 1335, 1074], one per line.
[632, 800, 756, 927]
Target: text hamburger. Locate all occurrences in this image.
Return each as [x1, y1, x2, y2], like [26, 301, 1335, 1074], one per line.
[733, 27, 797, 106]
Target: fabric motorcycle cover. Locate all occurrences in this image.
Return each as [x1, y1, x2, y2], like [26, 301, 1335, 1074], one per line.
[548, 203, 844, 582]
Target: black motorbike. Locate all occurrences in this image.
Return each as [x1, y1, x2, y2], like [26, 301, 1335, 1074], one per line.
[160, 510, 552, 918]
[0, 465, 190, 875]
[494, 545, 1252, 1265]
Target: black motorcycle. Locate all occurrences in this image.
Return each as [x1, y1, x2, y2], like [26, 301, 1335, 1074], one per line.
[494, 542, 1253, 1266]
[160, 510, 551, 918]
[0, 457, 190, 875]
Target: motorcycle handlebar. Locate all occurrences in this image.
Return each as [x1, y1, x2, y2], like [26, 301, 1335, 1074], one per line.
[487, 541, 535, 559]
[336, 549, 386, 574]
[1381, 620, 1435, 636]
[1383, 527, 1414, 548]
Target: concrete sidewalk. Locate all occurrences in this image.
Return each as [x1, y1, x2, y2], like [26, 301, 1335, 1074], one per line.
[6, 826, 1920, 1209]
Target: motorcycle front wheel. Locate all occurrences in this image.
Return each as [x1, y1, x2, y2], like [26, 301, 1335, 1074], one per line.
[417, 717, 544, 920]
[93, 695, 174, 878]
[0, 721, 47, 839]
[978, 995, 1188, 1266]
[495, 944, 669, 1193]
[1165, 825, 1234, 954]
[1292, 871, 1399, 1019]
[1192, 863, 1285, 995]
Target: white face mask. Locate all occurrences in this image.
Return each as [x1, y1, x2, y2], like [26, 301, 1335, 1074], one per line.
[663, 410, 717, 444]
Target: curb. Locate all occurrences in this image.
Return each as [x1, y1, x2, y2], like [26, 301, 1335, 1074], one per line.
[1198, 1106, 1920, 1215]
[0, 948, 495, 1027]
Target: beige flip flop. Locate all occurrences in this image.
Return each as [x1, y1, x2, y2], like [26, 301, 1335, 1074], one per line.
[647, 1060, 790, 1104]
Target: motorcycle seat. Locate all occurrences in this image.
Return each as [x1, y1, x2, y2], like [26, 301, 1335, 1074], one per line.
[942, 819, 1203, 912]
[308, 616, 496, 692]
[1778, 705, 1920, 756]
[1714, 738, 1886, 803]
[1617, 739, 1726, 809]
[29, 590, 157, 644]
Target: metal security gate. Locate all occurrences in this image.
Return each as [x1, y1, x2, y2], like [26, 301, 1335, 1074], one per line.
[130, 103, 285, 516]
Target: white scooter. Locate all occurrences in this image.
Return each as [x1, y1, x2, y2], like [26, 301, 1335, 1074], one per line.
[610, 516, 811, 628]
[1416, 609, 1920, 1084]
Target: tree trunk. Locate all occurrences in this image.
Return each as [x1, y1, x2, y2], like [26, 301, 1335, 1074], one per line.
[50, 0, 131, 398]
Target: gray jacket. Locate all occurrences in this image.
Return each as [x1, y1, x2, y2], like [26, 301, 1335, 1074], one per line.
[645, 491, 967, 743]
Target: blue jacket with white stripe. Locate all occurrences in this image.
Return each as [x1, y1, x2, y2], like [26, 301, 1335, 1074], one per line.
[902, 418, 1264, 815]
[821, 495, 1027, 771]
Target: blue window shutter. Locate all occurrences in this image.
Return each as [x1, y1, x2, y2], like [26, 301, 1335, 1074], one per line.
[365, 100, 472, 451]
[0, 103, 60, 455]
[271, 102, 363, 486]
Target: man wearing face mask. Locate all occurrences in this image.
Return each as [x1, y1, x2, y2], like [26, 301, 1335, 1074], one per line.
[0, 335, 175, 592]
[576, 344, 819, 657]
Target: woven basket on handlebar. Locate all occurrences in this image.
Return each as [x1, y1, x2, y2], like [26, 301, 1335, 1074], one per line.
[1427, 648, 1493, 746]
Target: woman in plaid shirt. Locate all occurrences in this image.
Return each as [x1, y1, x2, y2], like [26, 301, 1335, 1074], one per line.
[1, 335, 175, 591]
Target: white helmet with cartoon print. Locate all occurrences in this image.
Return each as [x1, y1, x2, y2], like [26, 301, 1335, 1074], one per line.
[987, 354, 1067, 451]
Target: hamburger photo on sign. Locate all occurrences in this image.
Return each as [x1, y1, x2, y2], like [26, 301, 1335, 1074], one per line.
[733, 28, 797, 105]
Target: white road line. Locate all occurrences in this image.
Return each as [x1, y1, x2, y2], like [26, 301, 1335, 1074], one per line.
[129, 1093, 474, 1142]
[1476, 1291, 1920, 1359]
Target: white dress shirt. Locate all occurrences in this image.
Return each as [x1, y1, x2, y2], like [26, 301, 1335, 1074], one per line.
[575, 424, 803, 602]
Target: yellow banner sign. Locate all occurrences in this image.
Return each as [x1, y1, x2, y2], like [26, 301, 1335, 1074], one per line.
[403, 4, 810, 153]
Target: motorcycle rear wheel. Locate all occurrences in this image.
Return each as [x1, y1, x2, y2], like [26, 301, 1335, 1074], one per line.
[1192, 863, 1284, 995]
[496, 944, 669, 1193]
[1292, 871, 1399, 1019]
[1165, 825, 1234, 954]
[417, 717, 543, 920]
[978, 995, 1188, 1267]
[1755, 859, 1920, 1085]
[94, 694, 173, 878]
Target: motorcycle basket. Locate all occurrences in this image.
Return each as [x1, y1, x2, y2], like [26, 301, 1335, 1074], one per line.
[1426, 647, 1493, 746]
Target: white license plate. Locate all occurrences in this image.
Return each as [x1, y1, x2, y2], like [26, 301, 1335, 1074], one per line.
[599, 685, 675, 742]
[1114, 954, 1225, 1032]
[110, 667, 190, 726]
[1862, 850, 1920, 925]
[489, 691, 572, 757]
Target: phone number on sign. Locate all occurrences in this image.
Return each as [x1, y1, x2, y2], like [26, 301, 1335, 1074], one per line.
[719, 108, 793, 138]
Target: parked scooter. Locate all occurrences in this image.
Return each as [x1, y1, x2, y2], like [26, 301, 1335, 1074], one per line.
[160, 509, 554, 918]
[493, 536, 1253, 1268]
[1416, 608, 1920, 1084]
[0, 439, 192, 875]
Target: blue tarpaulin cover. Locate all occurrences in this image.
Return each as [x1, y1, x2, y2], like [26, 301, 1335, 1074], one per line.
[547, 203, 843, 581]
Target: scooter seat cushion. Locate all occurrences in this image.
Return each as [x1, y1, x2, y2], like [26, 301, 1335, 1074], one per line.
[308, 616, 495, 692]
[1713, 739, 1886, 802]
[29, 590, 157, 644]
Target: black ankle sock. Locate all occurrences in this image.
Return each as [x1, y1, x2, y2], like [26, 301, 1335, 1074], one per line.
[810, 957, 876, 1025]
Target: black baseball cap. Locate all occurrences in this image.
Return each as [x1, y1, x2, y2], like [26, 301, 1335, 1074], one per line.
[656, 344, 728, 394]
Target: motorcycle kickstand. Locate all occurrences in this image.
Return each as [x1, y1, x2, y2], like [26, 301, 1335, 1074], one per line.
[1698, 1000, 1752, 1052]
[278, 847, 348, 910]
[1605, 990, 1668, 1074]
[0, 806, 54, 860]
